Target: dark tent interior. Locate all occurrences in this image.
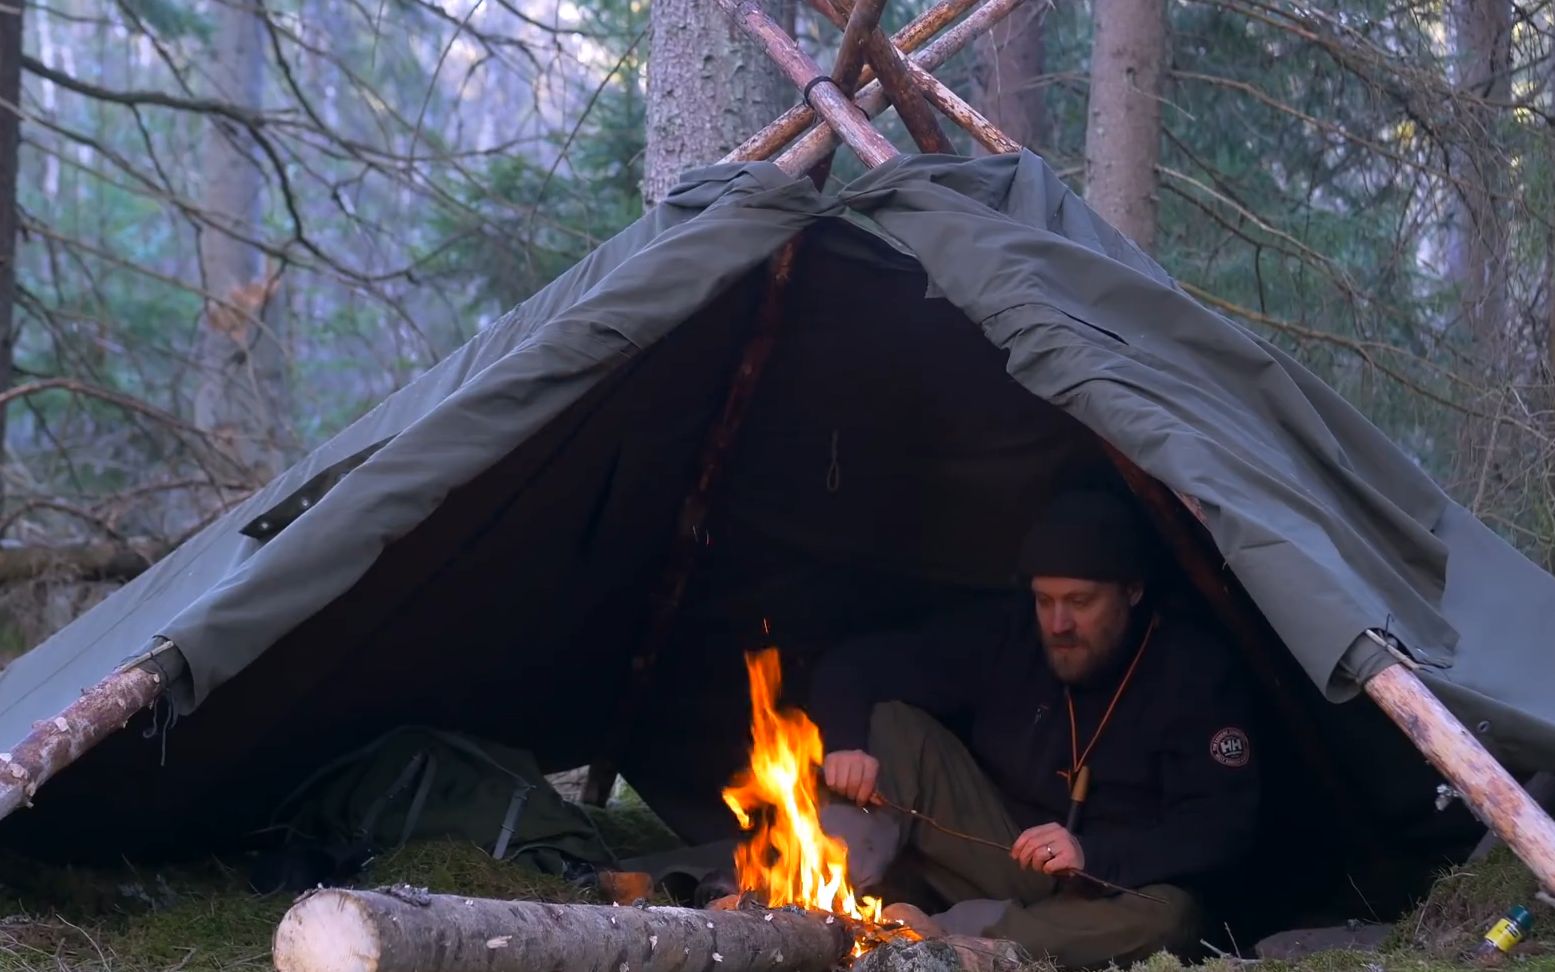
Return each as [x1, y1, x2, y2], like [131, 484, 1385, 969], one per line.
[0, 220, 1485, 949]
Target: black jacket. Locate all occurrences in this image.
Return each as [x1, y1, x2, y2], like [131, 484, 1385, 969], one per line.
[805, 592, 1260, 891]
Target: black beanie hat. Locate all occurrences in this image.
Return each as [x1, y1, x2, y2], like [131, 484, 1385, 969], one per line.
[1017, 488, 1151, 582]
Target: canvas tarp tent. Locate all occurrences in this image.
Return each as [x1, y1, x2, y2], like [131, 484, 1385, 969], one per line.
[0, 152, 1549, 918]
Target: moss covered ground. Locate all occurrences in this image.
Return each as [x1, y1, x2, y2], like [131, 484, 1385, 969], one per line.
[0, 807, 1548, 972]
[0, 788, 683, 971]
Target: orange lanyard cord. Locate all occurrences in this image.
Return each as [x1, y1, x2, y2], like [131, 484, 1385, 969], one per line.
[1065, 614, 1158, 784]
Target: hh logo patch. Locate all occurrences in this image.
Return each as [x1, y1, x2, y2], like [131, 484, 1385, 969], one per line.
[1210, 727, 1250, 767]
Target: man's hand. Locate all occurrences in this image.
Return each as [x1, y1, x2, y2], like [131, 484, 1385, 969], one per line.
[1011, 823, 1084, 875]
[822, 750, 880, 806]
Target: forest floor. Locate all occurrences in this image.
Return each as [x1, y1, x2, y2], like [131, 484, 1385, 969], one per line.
[0, 794, 1549, 972]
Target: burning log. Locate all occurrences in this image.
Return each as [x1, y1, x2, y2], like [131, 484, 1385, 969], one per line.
[272, 887, 857, 972]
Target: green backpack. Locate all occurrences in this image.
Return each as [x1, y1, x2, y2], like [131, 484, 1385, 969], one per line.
[264, 725, 615, 878]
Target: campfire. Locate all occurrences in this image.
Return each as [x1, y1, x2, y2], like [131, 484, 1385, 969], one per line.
[721, 647, 917, 957]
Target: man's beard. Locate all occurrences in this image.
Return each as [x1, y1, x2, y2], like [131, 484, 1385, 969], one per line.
[1042, 617, 1133, 686]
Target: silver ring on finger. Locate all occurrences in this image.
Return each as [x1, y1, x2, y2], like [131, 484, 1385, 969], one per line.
[1044, 843, 1054, 859]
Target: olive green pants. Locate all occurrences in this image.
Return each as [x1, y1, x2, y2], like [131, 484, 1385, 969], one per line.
[821, 701, 1201, 970]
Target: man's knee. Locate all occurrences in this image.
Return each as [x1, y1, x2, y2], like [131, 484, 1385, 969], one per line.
[866, 700, 956, 767]
[867, 700, 939, 744]
[865, 701, 948, 796]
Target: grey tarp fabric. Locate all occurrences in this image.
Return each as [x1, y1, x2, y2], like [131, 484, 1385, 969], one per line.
[0, 162, 825, 735]
[0, 150, 1551, 825]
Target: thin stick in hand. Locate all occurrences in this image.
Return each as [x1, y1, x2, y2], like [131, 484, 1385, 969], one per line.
[867, 794, 1168, 905]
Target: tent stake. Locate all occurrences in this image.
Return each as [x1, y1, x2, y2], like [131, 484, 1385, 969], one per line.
[723, 0, 981, 165]
[1364, 664, 1555, 894]
[583, 238, 806, 806]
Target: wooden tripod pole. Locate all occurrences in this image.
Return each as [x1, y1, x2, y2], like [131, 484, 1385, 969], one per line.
[772, 0, 1032, 173]
[724, 0, 982, 164]
[713, 0, 900, 168]
[808, 0, 954, 160]
[804, 0, 986, 156]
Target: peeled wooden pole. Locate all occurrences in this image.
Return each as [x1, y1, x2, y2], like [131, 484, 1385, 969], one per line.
[901, 59, 1019, 154]
[713, 0, 899, 168]
[1470, 772, 1555, 861]
[1364, 664, 1555, 893]
[0, 665, 163, 820]
[806, 0, 954, 156]
[723, 0, 980, 163]
[830, 0, 887, 96]
[583, 239, 806, 805]
[804, 0, 893, 190]
[272, 889, 853, 972]
[773, 0, 1029, 173]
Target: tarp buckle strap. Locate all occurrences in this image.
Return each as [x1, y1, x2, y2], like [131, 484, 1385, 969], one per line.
[803, 75, 837, 110]
[492, 783, 533, 860]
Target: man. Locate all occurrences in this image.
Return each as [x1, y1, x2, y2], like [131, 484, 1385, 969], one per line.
[806, 488, 1260, 969]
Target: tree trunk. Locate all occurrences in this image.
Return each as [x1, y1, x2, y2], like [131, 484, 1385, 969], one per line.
[971, 0, 1050, 152]
[643, 0, 793, 205]
[272, 889, 854, 972]
[194, 0, 288, 484]
[0, 0, 22, 507]
[1082, 0, 1166, 252]
[1447, 0, 1513, 493]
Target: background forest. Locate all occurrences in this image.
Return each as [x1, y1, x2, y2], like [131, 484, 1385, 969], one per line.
[0, 0, 1551, 656]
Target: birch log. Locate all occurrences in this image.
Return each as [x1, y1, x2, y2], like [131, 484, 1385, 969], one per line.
[0, 665, 164, 820]
[272, 888, 854, 972]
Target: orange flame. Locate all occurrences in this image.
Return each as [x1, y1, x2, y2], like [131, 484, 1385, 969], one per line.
[722, 648, 884, 925]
